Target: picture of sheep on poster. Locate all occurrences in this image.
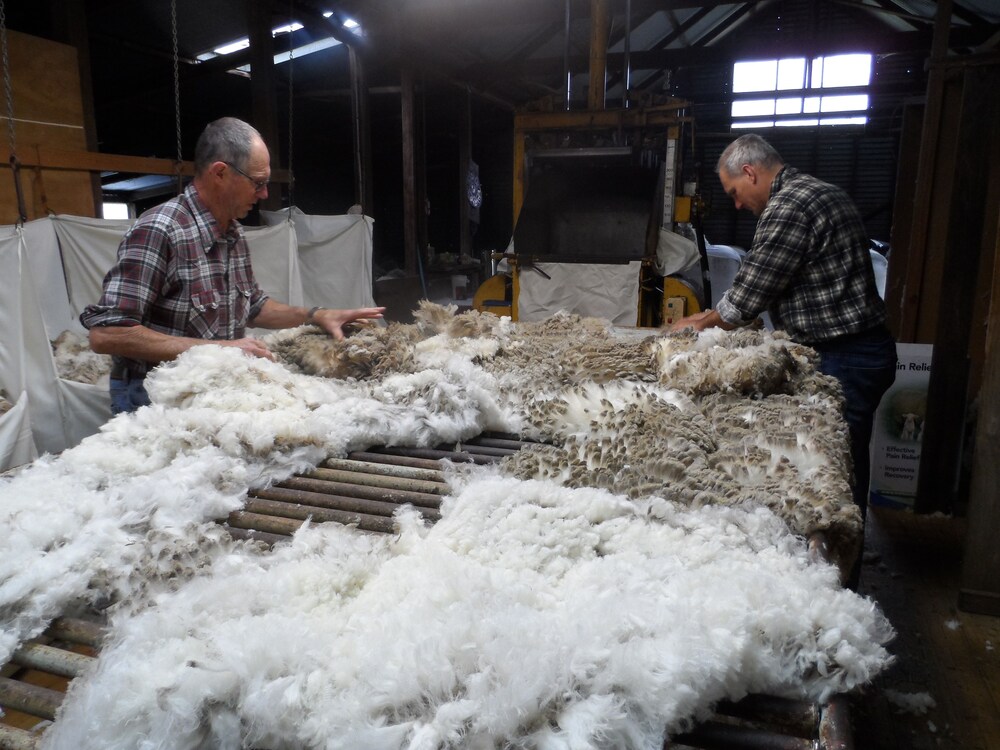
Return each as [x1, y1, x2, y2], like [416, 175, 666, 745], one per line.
[1, 306, 896, 749]
[869, 344, 933, 509]
[889, 391, 926, 444]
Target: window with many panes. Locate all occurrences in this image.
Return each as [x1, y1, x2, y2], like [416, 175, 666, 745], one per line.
[730, 53, 872, 129]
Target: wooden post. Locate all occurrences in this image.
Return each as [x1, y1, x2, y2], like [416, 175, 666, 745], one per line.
[960, 221, 1000, 614]
[348, 46, 374, 214]
[898, 0, 954, 343]
[416, 75, 428, 257]
[458, 88, 472, 259]
[52, 0, 103, 216]
[959, 64, 1000, 615]
[401, 68, 418, 275]
[512, 124, 526, 227]
[884, 101, 923, 338]
[587, 0, 609, 111]
[916, 62, 1000, 514]
[248, 0, 281, 211]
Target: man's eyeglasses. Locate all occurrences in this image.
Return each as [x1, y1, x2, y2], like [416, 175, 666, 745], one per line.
[224, 162, 269, 192]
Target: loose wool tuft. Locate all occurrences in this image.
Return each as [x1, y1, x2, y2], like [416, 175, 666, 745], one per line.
[0, 305, 894, 748]
[0, 389, 12, 416]
[50, 330, 111, 385]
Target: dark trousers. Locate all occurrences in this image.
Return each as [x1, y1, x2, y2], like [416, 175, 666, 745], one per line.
[813, 325, 898, 519]
[109, 377, 151, 415]
[813, 325, 897, 588]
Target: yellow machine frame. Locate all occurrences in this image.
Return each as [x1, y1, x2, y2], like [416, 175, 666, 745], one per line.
[474, 99, 699, 325]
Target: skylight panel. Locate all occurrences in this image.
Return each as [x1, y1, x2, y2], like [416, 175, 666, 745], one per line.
[731, 53, 872, 128]
[196, 16, 360, 68]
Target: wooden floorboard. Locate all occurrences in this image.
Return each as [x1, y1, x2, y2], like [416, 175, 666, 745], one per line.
[852, 506, 1000, 749]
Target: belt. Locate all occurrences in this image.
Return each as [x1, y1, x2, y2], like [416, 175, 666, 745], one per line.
[810, 324, 893, 352]
[110, 359, 145, 383]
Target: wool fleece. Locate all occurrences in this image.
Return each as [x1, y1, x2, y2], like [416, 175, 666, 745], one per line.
[44, 477, 891, 750]
[0, 306, 894, 748]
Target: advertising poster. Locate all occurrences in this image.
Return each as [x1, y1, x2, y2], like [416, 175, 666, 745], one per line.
[869, 343, 933, 509]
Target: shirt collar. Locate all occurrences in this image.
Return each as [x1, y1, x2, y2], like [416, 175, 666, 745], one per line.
[182, 183, 244, 252]
[770, 165, 797, 197]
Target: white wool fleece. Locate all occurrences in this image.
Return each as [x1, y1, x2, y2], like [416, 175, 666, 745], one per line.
[3, 317, 895, 749]
[0, 344, 515, 661]
[44, 476, 893, 750]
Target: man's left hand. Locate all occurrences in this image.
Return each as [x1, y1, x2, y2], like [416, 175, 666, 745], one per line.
[669, 309, 722, 332]
[311, 307, 386, 341]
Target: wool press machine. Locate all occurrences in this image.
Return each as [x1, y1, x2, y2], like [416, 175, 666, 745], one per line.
[473, 100, 712, 327]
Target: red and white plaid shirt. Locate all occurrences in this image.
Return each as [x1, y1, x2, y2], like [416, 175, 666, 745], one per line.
[81, 184, 268, 378]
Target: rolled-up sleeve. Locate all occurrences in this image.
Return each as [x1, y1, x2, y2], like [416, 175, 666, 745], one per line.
[80, 223, 169, 330]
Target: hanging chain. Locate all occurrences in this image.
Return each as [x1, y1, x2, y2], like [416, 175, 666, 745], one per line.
[1, 0, 17, 161]
[170, 0, 183, 192]
[286, 0, 295, 209]
[0, 0, 27, 223]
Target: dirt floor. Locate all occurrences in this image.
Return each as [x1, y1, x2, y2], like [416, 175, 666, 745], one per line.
[850, 507, 1000, 749]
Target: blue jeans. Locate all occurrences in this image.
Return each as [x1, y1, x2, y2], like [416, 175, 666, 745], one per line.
[813, 326, 898, 522]
[109, 377, 151, 415]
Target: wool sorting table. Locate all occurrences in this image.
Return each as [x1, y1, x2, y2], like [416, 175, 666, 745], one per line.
[0, 435, 854, 750]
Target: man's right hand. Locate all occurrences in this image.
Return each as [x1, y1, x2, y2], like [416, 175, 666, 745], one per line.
[223, 337, 274, 360]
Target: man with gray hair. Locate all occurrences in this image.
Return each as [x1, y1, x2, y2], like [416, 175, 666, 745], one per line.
[671, 134, 896, 583]
[82, 117, 384, 414]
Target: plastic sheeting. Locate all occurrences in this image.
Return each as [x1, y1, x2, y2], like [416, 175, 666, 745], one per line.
[517, 261, 642, 325]
[0, 210, 375, 471]
[0, 218, 116, 466]
[52, 215, 133, 325]
[705, 244, 744, 309]
[260, 207, 376, 310]
[0, 227, 40, 471]
[870, 249, 888, 299]
[654, 228, 700, 277]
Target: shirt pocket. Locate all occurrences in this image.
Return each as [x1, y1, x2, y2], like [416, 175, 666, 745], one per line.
[230, 262, 255, 336]
[188, 283, 222, 339]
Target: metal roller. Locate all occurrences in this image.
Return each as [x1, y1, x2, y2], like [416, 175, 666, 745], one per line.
[669, 719, 818, 750]
[226, 510, 303, 537]
[252, 486, 440, 522]
[0, 724, 40, 750]
[347, 451, 448, 471]
[221, 526, 290, 547]
[818, 694, 854, 750]
[276, 475, 442, 510]
[305, 466, 449, 496]
[11, 643, 94, 679]
[243, 497, 398, 534]
[320, 457, 446, 484]
[46, 618, 105, 649]
[443, 443, 519, 457]
[714, 695, 819, 737]
[461, 436, 535, 450]
[0, 677, 62, 721]
[364, 446, 498, 465]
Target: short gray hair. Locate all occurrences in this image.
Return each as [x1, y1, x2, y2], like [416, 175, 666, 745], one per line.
[194, 117, 263, 175]
[716, 134, 784, 176]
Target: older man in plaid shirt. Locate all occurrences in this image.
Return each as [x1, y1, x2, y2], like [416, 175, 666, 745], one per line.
[672, 134, 896, 584]
[81, 117, 383, 414]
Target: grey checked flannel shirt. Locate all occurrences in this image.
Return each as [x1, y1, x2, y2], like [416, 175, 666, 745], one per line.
[716, 166, 887, 345]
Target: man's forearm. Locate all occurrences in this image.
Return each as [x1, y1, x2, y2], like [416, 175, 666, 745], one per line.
[248, 298, 312, 329]
[88, 325, 209, 364]
[89, 324, 274, 364]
